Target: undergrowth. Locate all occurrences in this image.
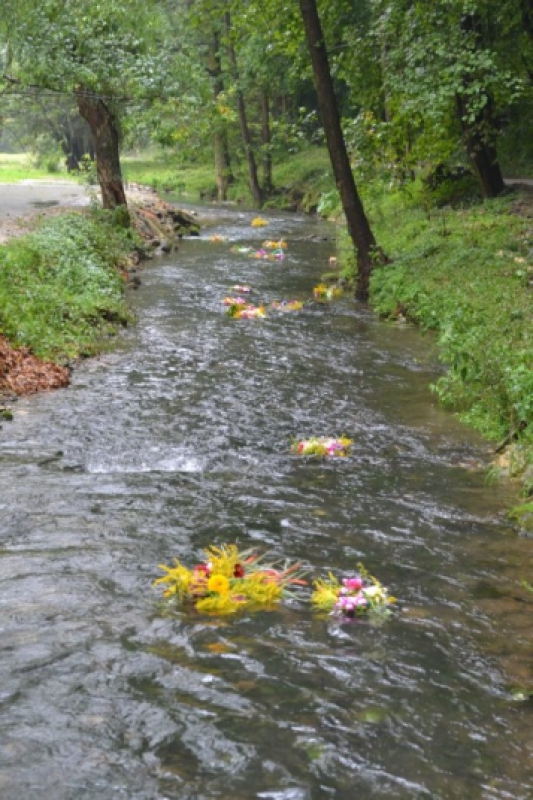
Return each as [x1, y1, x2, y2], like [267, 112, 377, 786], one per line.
[0, 209, 135, 361]
[122, 147, 333, 209]
[346, 183, 533, 490]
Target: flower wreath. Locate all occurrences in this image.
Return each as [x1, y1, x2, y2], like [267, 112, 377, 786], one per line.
[313, 283, 343, 300]
[226, 303, 266, 319]
[271, 300, 304, 312]
[155, 544, 307, 614]
[291, 436, 353, 457]
[262, 240, 288, 249]
[311, 563, 396, 617]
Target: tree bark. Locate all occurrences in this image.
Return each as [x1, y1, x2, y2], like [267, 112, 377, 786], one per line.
[260, 88, 273, 196]
[75, 91, 128, 214]
[456, 94, 505, 198]
[521, 0, 533, 39]
[63, 114, 94, 172]
[298, 0, 385, 302]
[224, 12, 263, 208]
[208, 30, 233, 201]
[456, 13, 505, 199]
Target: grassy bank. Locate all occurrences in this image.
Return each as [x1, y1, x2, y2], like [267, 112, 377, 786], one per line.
[0, 209, 135, 366]
[342, 182, 533, 509]
[121, 147, 333, 209]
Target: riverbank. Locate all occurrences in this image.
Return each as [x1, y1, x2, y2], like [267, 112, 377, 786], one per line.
[0, 183, 198, 400]
[358, 181, 533, 516]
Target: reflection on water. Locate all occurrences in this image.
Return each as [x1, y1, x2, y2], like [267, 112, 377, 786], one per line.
[0, 206, 532, 799]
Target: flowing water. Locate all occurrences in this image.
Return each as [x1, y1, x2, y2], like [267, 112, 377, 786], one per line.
[1, 205, 532, 800]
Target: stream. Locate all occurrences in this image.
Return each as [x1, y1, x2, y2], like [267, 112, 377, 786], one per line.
[1, 204, 532, 799]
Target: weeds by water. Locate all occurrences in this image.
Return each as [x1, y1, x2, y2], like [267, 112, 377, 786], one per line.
[0, 209, 135, 362]
[350, 184, 533, 491]
[121, 147, 333, 209]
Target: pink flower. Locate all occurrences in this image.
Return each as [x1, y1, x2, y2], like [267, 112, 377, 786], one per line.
[342, 577, 363, 591]
[353, 593, 368, 607]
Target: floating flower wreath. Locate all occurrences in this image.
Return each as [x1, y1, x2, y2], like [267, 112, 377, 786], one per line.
[250, 249, 285, 261]
[262, 240, 288, 249]
[311, 563, 396, 617]
[251, 217, 269, 227]
[313, 283, 343, 300]
[271, 300, 304, 312]
[231, 284, 252, 293]
[230, 245, 253, 254]
[291, 436, 353, 457]
[209, 234, 228, 243]
[222, 296, 248, 306]
[227, 303, 266, 319]
[155, 544, 308, 614]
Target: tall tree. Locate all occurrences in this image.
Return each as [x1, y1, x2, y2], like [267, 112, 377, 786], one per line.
[298, 0, 385, 301]
[208, 28, 234, 201]
[75, 92, 127, 208]
[5, 0, 169, 213]
[372, 0, 525, 198]
[224, 10, 263, 207]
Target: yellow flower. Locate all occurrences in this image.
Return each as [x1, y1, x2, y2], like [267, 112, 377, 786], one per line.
[204, 544, 240, 578]
[195, 592, 244, 614]
[153, 561, 192, 600]
[311, 574, 341, 611]
[207, 573, 230, 594]
[239, 573, 283, 605]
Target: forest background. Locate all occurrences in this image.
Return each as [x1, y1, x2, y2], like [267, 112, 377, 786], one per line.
[2, 0, 533, 521]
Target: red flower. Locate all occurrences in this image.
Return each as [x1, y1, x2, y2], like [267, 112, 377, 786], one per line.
[233, 563, 245, 578]
[194, 563, 210, 575]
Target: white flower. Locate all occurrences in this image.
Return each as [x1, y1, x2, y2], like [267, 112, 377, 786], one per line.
[363, 585, 384, 600]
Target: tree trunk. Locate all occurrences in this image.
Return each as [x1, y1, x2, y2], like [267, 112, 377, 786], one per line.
[63, 115, 94, 172]
[208, 31, 233, 201]
[456, 13, 505, 199]
[75, 91, 128, 214]
[298, 0, 385, 302]
[213, 130, 232, 202]
[260, 89, 273, 195]
[224, 12, 263, 208]
[456, 94, 505, 198]
[521, 0, 533, 38]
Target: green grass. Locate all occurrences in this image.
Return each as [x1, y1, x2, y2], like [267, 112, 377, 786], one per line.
[343, 182, 533, 489]
[122, 146, 334, 208]
[122, 152, 214, 197]
[0, 152, 76, 182]
[0, 208, 136, 361]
